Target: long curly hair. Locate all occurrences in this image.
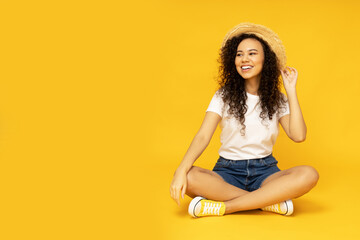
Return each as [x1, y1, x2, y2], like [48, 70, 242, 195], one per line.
[217, 33, 287, 135]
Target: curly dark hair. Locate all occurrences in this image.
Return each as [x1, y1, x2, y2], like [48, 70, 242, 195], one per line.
[217, 33, 287, 135]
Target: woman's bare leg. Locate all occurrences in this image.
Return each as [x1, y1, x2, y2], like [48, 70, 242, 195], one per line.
[186, 165, 319, 214]
[186, 166, 249, 201]
[224, 165, 319, 214]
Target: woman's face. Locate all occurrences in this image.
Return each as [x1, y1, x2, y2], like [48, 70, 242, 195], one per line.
[235, 38, 265, 82]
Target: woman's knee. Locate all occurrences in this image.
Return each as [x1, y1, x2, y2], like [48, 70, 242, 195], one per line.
[186, 166, 205, 189]
[186, 166, 200, 184]
[186, 166, 216, 189]
[294, 165, 319, 189]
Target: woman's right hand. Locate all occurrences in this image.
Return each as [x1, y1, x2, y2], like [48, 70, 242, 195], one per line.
[170, 170, 188, 206]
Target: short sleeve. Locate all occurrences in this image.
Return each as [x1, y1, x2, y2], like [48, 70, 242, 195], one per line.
[278, 93, 290, 119]
[206, 91, 224, 118]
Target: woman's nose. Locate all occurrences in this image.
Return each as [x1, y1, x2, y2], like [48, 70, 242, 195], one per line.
[241, 54, 249, 62]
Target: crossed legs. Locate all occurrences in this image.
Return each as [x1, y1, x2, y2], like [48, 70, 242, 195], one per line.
[186, 165, 319, 214]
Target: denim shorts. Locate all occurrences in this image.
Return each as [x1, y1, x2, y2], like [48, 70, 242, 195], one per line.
[212, 154, 281, 192]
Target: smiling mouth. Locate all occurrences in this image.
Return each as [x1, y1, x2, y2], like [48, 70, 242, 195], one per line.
[241, 66, 253, 71]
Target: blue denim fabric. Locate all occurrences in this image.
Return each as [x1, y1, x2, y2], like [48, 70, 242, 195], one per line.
[212, 154, 281, 192]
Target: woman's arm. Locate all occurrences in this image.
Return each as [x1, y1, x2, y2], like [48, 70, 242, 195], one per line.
[279, 67, 307, 142]
[170, 111, 221, 205]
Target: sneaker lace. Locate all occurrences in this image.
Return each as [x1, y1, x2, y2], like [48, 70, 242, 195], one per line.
[263, 203, 282, 213]
[203, 202, 222, 215]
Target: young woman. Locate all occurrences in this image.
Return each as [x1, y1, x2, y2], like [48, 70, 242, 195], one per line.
[170, 23, 319, 217]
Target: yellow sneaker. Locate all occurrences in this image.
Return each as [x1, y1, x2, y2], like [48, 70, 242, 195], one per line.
[188, 196, 226, 217]
[261, 200, 294, 216]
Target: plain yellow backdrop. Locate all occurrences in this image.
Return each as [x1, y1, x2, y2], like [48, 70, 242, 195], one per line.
[0, 0, 359, 239]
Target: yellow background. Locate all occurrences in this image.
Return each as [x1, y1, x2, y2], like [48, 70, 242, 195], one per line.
[0, 0, 359, 239]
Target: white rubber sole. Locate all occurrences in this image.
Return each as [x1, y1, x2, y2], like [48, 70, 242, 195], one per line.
[284, 199, 294, 216]
[188, 196, 205, 217]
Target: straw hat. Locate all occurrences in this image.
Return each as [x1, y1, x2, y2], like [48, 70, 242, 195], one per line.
[222, 22, 287, 70]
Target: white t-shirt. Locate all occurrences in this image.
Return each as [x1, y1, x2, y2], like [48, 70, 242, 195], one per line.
[206, 90, 290, 160]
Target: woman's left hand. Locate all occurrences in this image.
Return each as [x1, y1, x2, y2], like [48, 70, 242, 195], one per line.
[281, 67, 298, 91]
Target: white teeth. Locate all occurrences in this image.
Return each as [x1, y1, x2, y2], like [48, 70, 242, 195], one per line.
[241, 66, 253, 70]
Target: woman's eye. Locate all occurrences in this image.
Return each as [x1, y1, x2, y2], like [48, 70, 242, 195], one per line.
[250, 53, 257, 55]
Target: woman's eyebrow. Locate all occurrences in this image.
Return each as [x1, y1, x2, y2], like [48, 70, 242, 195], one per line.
[237, 49, 259, 52]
